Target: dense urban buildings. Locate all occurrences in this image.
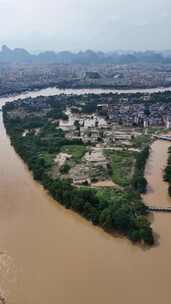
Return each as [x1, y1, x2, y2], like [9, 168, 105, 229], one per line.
[1, 46, 171, 96]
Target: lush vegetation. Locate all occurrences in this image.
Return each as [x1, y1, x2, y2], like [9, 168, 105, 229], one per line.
[164, 147, 171, 196]
[2, 98, 154, 246]
[132, 134, 151, 149]
[132, 146, 150, 194]
[106, 147, 149, 194]
[61, 145, 87, 162]
[106, 150, 135, 187]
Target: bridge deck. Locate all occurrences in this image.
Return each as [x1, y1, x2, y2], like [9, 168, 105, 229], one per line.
[154, 135, 171, 141]
[148, 206, 171, 212]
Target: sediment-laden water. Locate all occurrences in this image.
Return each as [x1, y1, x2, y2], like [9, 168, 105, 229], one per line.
[0, 89, 171, 304]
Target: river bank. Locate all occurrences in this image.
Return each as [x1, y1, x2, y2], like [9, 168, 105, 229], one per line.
[0, 89, 171, 303]
[1, 84, 171, 98]
[1, 85, 171, 106]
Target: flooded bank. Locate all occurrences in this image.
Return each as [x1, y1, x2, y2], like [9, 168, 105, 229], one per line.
[1, 85, 171, 107]
[0, 90, 171, 303]
[143, 139, 171, 207]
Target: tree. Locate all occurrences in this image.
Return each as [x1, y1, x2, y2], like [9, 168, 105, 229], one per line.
[60, 163, 70, 174]
[99, 208, 113, 230]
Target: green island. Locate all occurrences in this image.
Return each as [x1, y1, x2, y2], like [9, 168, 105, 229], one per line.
[3, 92, 162, 245]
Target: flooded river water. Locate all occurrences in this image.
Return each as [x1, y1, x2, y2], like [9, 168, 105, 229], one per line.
[0, 88, 171, 303]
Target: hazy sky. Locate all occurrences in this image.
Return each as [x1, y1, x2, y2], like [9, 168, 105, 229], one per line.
[0, 0, 170, 52]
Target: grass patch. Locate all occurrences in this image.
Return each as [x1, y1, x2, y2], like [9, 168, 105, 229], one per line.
[106, 150, 136, 187]
[131, 134, 151, 149]
[61, 145, 87, 162]
[38, 153, 54, 168]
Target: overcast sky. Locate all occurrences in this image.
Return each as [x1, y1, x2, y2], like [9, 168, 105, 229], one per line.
[0, 0, 170, 52]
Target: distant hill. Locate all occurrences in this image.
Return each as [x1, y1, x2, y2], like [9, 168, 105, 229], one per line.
[0, 45, 171, 64]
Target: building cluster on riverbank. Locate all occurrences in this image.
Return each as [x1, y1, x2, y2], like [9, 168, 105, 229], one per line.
[1, 62, 171, 96]
[107, 100, 171, 129]
[55, 92, 171, 148]
[7, 91, 171, 151]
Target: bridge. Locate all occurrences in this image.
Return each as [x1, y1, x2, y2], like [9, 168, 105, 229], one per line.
[154, 135, 171, 141]
[148, 206, 171, 213]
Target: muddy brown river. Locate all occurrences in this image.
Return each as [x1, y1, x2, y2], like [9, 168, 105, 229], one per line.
[0, 89, 171, 303]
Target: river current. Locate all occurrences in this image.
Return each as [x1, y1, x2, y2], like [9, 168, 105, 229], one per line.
[0, 87, 171, 303]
